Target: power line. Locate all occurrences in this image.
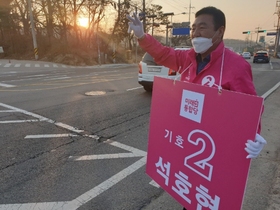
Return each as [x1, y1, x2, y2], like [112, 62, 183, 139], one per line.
[159, 0, 186, 13]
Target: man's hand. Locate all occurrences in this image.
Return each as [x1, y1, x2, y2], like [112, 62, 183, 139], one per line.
[126, 13, 145, 39]
[245, 134, 267, 158]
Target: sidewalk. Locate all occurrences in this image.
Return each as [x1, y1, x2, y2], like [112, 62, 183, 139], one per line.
[142, 86, 280, 210]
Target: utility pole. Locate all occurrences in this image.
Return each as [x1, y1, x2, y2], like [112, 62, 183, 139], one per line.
[163, 13, 174, 46]
[185, 0, 195, 27]
[255, 26, 261, 43]
[28, 0, 38, 60]
[274, 0, 280, 57]
[143, 0, 146, 32]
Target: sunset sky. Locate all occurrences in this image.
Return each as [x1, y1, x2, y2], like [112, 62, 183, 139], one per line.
[151, 0, 278, 42]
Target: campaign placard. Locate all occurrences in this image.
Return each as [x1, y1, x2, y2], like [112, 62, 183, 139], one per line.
[146, 77, 263, 210]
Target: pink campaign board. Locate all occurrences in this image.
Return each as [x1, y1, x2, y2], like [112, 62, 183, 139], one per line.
[146, 77, 263, 210]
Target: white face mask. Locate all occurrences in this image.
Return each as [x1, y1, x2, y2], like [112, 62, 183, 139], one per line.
[191, 31, 218, 54]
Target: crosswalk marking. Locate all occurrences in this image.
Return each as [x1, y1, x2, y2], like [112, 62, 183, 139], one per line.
[0, 63, 68, 68]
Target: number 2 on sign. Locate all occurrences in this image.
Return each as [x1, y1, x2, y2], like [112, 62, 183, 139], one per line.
[184, 129, 215, 181]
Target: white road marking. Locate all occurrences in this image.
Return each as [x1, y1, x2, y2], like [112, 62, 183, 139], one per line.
[0, 202, 68, 210]
[43, 76, 70, 81]
[44, 64, 50, 67]
[0, 120, 39, 123]
[270, 61, 273, 70]
[23, 74, 48, 78]
[65, 157, 147, 210]
[72, 153, 141, 160]
[71, 140, 146, 161]
[4, 64, 11, 67]
[0, 83, 16, 87]
[25, 64, 31, 67]
[149, 180, 160, 188]
[0, 110, 19, 112]
[25, 134, 78, 139]
[54, 122, 84, 133]
[14, 64, 21, 67]
[262, 81, 280, 99]
[35, 64, 40, 67]
[0, 103, 54, 123]
[0, 102, 149, 209]
[127, 87, 143, 91]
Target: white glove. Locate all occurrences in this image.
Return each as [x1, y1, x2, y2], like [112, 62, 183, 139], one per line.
[245, 134, 267, 158]
[126, 13, 145, 39]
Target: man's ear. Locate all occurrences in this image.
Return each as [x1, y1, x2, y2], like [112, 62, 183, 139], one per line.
[218, 26, 225, 39]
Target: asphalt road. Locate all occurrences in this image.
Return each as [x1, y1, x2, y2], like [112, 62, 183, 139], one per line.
[0, 58, 279, 210]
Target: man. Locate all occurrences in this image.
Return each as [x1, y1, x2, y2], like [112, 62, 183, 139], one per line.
[128, 6, 266, 209]
[128, 6, 266, 158]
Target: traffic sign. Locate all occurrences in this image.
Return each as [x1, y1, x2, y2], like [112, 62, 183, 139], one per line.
[172, 28, 190, 35]
[267, 32, 277, 36]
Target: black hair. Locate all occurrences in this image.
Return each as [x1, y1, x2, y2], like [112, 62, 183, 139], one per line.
[195, 6, 226, 30]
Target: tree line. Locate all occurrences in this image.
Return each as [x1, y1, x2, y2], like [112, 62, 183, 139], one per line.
[0, 0, 168, 64]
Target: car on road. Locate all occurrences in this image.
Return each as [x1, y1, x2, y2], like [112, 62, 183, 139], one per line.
[241, 52, 251, 59]
[138, 48, 191, 92]
[253, 51, 270, 63]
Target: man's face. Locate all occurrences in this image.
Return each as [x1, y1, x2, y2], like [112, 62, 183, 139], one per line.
[191, 14, 223, 41]
[190, 14, 224, 53]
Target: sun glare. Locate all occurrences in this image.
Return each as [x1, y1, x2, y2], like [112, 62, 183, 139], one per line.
[78, 17, 89, 28]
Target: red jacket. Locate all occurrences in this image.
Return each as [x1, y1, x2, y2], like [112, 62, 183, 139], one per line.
[139, 34, 262, 133]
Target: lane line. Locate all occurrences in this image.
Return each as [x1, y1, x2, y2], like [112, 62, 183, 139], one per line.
[0, 83, 16, 88]
[71, 140, 147, 161]
[149, 180, 160, 188]
[44, 76, 71, 81]
[54, 122, 84, 133]
[0, 202, 68, 210]
[127, 87, 142, 91]
[0, 103, 54, 123]
[0, 120, 39, 123]
[23, 74, 48, 78]
[25, 134, 78, 139]
[0, 110, 19, 112]
[63, 156, 147, 210]
[262, 81, 280, 99]
[71, 153, 142, 160]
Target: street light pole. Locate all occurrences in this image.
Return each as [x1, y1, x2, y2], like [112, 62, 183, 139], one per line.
[28, 0, 38, 60]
